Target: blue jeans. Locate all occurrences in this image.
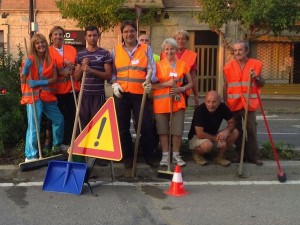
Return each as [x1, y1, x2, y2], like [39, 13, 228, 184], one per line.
[25, 99, 64, 159]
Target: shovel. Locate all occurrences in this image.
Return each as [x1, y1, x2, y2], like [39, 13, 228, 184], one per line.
[131, 58, 153, 177]
[43, 71, 88, 195]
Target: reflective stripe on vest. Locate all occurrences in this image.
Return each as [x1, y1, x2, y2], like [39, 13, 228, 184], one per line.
[115, 44, 148, 94]
[117, 77, 145, 84]
[153, 59, 187, 113]
[161, 49, 196, 97]
[20, 55, 57, 104]
[49, 45, 79, 94]
[224, 58, 262, 111]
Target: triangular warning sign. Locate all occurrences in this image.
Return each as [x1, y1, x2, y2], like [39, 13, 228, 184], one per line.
[73, 97, 122, 161]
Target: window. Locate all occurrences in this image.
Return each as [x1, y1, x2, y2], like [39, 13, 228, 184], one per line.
[252, 42, 293, 84]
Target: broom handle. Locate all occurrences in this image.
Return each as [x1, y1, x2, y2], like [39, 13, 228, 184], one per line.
[68, 71, 86, 162]
[70, 75, 82, 132]
[24, 38, 43, 159]
[238, 75, 251, 175]
[253, 82, 283, 173]
[168, 96, 173, 172]
[131, 68, 153, 177]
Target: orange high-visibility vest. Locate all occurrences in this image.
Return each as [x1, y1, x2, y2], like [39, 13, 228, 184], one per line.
[153, 58, 189, 114]
[223, 58, 263, 112]
[49, 45, 80, 94]
[160, 49, 197, 96]
[114, 44, 148, 94]
[20, 55, 57, 105]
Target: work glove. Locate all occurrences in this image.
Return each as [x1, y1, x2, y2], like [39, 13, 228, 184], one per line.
[112, 83, 123, 98]
[28, 79, 49, 88]
[142, 81, 151, 94]
[22, 58, 33, 76]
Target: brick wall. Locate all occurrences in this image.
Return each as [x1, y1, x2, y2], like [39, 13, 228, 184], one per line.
[1, 0, 28, 10]
[0, 0, 58, 11]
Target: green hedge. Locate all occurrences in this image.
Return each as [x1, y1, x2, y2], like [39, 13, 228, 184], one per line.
[0, 46, 26, 158]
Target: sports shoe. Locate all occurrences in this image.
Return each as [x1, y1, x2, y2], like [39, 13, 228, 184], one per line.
[172, 154, 186, 167]
[42, 146, 51, 157]
[25, 157, 38, 162]
[59, 144, 69, 151]
[213, 156, 231, 166]
[193, 152, 208, 166]
[52, 145, 61, 154]
[160, 154, 169, 167]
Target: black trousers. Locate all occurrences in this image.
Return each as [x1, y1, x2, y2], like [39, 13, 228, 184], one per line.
[113, 93, 156, 161]
[233, 110, 259, 161]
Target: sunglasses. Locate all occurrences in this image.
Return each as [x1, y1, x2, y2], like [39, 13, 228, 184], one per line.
[140, 39, 149, 42]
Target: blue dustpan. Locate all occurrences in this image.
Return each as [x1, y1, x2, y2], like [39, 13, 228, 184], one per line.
[43, 71, 88, 195]
[43, 160, 87, 195]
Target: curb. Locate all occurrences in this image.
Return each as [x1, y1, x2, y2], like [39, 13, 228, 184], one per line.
[1, 161, 300, 182]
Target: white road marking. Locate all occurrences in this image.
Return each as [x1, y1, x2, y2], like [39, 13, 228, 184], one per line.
[1, 180, 300, 187]
[257, 132, 300, 135]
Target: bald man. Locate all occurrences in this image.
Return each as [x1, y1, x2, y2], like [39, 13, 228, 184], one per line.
[188, 91, 239, 166]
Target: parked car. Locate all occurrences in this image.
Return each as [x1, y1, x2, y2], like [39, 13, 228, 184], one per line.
[0, 85, 7, 95]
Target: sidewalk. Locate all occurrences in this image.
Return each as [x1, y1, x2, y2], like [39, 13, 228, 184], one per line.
[1, 160, 300, 182]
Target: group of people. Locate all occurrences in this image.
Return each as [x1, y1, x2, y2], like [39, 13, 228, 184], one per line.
[20, 20, 265, 170]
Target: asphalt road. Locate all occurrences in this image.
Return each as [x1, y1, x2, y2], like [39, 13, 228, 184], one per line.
[1, 182, 300, 225]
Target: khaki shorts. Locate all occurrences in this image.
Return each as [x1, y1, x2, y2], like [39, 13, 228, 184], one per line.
[188, 135, 211, 151]
[155, 109, 185, 136]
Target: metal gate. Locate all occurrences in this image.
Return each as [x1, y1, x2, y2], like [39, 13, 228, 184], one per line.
[252, 41, 300, 95]
[195, 45, 218, 96]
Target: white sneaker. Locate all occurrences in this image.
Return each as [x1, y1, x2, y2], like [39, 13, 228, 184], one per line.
[59, 144, 69, 151]
[25, 157, 38, 162]
[160, 154, 169, 167]
[172, 154, 186, 166]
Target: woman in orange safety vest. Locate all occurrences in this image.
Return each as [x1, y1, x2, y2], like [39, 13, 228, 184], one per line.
[20, 33, 64, 162]
[152, 38, 193, 167]
[42, 26, 80, 151]
[160, 30, 198, 107]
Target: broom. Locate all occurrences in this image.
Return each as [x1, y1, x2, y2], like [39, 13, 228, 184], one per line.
[19, 38, 65, 171]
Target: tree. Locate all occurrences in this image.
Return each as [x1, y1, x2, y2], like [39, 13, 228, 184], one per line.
[195, 0, 300, 43]
[56, 0, 126, 34]
[56, 0, 159, 35]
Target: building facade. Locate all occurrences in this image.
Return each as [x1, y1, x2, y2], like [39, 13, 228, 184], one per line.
[1, 0, 299, 97]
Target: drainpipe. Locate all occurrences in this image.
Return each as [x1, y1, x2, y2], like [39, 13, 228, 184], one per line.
[29, 0, 38, 37]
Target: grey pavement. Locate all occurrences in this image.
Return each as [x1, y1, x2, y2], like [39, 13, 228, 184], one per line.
[1, 160, 300, 183]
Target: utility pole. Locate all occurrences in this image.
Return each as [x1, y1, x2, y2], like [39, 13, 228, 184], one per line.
[29, 0, 34, 37]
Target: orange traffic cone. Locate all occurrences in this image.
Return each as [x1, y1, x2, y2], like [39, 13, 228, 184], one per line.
[164, 165, 189, 197]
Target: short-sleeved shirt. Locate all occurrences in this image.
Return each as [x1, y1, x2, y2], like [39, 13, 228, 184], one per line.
[76, 48, 112, 95]
[188, 102, 233, 139]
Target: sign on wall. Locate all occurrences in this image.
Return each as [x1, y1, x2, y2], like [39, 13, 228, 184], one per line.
[64, 30, 85, 45]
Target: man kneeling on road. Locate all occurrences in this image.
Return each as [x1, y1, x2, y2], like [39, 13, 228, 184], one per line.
[188, 91, 239, 166]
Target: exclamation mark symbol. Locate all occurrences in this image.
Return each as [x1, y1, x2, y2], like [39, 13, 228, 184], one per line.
[94, 117, 107, 147]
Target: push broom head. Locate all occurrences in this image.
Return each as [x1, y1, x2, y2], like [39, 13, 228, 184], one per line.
[157, 169, 173, 180]
[19, 154, 66, 172]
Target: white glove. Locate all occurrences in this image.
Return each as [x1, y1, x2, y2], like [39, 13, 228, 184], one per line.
[112, 83, 123, 98]
[142, 82, 151, 94]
